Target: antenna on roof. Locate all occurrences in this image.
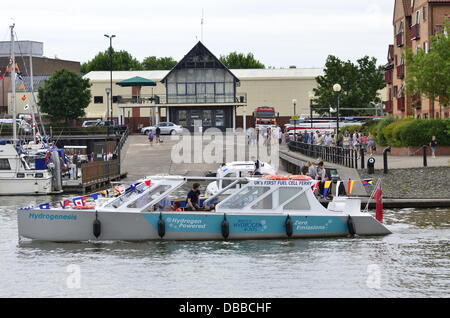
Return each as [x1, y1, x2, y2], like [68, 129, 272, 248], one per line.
[201, 9, 204, 42]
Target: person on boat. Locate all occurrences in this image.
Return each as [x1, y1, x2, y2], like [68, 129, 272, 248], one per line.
[186, 183, 201, 211]
[155, 195, 173, 211]
[305, 161, 316, 178]
[315, 161, 327, 199]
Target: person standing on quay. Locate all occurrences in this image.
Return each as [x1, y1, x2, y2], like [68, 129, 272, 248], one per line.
[155, 126, 161, 144]
[430, 136, 438, 158]
[148, 129, 154, 146]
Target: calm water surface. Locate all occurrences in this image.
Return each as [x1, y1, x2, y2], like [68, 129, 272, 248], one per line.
[0, 195, 449, 298]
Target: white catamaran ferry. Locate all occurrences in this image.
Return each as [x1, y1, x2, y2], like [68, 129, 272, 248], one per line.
[17, 175, 391, 242]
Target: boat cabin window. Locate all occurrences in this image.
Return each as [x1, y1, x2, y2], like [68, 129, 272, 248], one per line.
[219, 186, 270, 209]
[283, 192, 311, 211]
[0, 159, 11, 170]
[251, 187, 300, 210]
[127, 185, 171, 209]
[105, 183, 146, 209]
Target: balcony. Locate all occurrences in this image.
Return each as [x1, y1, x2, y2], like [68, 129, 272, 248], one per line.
[116, 93, 247, 106]
[396, 32, 404, 47]
[384, 101, 393, 113]
[397, 96, 405, 112]
[411, 24, 420, 40]
[385, 70, 393, 84]
[397, 64, 405, 79]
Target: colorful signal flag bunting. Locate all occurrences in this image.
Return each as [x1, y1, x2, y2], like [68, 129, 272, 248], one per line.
[72, 196, 86, 207]
[39, 203, 50, 210]
[323, 181, 332, 197]
[362, 179, 374, 187]
[347, 180, 355, 195]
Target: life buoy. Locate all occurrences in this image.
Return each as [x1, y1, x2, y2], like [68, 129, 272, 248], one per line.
[263, 175, 312, 181]
[73, 205, 96, 210]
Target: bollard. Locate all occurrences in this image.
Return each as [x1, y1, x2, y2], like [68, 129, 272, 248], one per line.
[360, 145, 365, 170]
[383, 146, 391, 174]
[423, 145, 428, 167]
[367, 157, 375, 174]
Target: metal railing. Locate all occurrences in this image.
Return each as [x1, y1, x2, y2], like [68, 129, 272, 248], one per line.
[288, 141, 359, 169]
[115, 127, 129, 154]
[117, 93, 247, 105]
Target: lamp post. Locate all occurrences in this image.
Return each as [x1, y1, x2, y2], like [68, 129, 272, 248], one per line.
[333, 84, 342, 138]
[105, 88, 111, 138]
[308, 92, 315, 130]
[104, 34, 115, 124]
[292, 99, 297, 138]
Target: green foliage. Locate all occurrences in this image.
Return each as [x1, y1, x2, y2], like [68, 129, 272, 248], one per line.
[81, 48, 142, 73]
[219, 52, 265, 69]
[375, 117, 397, 146]
[383, 119, 414, 147]
[397, 119, 450, 147]
[312, 55, 385, 116]
[405, 19, 450, 107]
[38, 70, 92, 123]
[340, 125, 362, 135]
[372, 118, 450, 147]
[142, 56, 177, 70]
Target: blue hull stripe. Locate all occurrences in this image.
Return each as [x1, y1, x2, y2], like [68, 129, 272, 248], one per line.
[143, 214, 348, 235]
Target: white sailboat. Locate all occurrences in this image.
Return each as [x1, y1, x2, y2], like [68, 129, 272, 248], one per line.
[0, 24, 59, 195]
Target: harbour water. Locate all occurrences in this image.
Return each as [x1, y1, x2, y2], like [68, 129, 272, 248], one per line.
[0, 195, 448, 298]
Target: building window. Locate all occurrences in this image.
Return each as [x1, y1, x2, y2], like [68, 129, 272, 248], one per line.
[417, 44, 421, 51]
[187, 83, 196, 96]
[416, 11, 420, 25]
[436, 112, 440, 118]
[445, 112, 449, 118]
[423, 6, 427, 21]
[177, 83, 186, 95]
[424, 113, 428, 119]
[112, 96, 119, 103]
[94, 96, 104, 104]
[424, 41, 429, 53]
[215, 83, 225, 95]
[0, 159, 11, 170]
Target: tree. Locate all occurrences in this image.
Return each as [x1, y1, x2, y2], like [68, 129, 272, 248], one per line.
[405, 19, 450, 112]
[312, 55, 385, 116]
[142, 56, 177, 70]
[38, 69, 92, 123]
[80, 48, 142, 73]
[220, 52, 265, 69]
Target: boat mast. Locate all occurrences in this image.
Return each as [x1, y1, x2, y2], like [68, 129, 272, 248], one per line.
[29, 43, 36, 143]
[10, 24, 17, 145]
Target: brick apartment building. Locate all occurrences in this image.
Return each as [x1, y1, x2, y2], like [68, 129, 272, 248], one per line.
[384, 0, 449, 119]
[0, 41, 80, 115]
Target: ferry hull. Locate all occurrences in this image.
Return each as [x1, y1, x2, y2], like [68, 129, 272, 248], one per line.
[18, 209, 391, 242]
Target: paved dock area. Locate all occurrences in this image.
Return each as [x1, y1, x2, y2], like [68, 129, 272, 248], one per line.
[369, 154, 450, 169]
[122, 135, 219, 180]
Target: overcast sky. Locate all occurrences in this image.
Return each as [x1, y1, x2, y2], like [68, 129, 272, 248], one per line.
[0, 0, 395, 68]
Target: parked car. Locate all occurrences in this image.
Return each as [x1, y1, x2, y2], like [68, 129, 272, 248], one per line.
[82, 120, 101, 127]
[141, 122, 183, 135]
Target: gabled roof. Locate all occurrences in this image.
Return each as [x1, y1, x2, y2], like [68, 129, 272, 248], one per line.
[160, 41, 239, 83]
[393, 0, 412, 23]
